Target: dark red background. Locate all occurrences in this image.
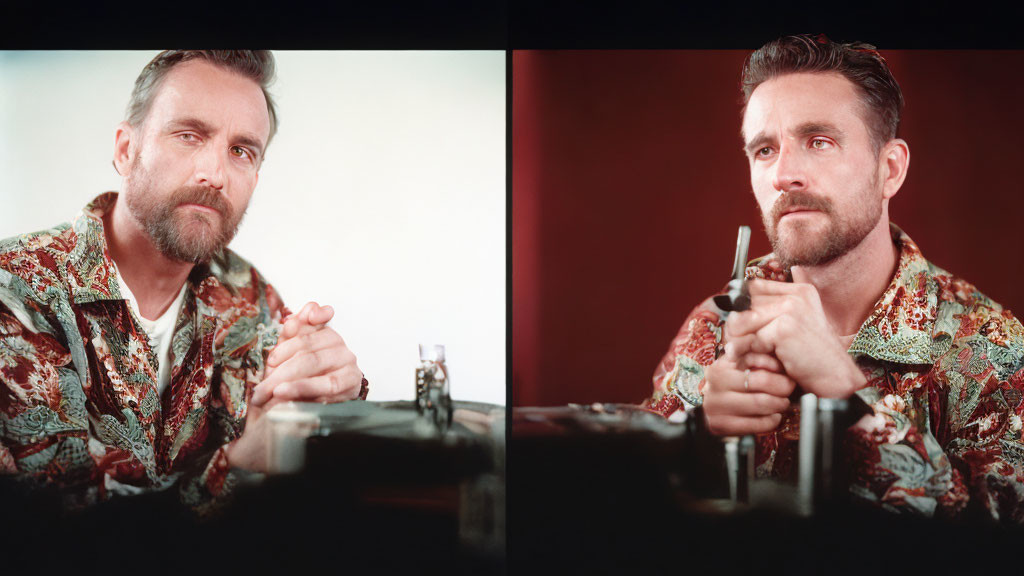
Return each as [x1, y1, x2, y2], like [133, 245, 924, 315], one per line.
[512, 50, 1024, 407]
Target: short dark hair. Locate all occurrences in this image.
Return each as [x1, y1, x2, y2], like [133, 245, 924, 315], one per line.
[126, 50, 278, 147]
[740, 34, 903, 153]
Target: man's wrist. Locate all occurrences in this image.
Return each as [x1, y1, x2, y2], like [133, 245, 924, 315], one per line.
[223, 424, 268, 474]
[222, 436, 244, 470]
[842, 357, 868, 398]
[820, 357, 867, 399]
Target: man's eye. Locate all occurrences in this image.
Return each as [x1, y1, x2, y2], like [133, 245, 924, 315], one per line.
[230, 146, 250, 159]
[810, 138, 832, 150]
[756, 147, 773, 157]
[179, 133, 197, 142]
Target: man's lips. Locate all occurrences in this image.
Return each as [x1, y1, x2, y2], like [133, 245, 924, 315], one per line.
[780, 207, 819, 217]
[180, 203, 221, 215]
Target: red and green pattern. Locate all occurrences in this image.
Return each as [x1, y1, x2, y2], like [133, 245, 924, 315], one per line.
[0, 192, 289, 514]
[647, 224, 1024, 521]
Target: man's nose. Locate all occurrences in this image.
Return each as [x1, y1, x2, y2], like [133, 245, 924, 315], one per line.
[193, 144, 226, 190]
[770, 143, 807, 193]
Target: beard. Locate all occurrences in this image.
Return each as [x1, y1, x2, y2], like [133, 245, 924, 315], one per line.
[762, 184, 881, 270]
[124, 156, 246, 264]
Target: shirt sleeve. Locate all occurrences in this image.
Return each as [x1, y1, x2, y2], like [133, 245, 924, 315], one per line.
[176, 281, 370, 517]
[0, 297, 99, 507]
[847, 343, 1024, 523]
[644, 298, 725, 418]
[845, 386, 971, 518]
[176, 280, 290, 516]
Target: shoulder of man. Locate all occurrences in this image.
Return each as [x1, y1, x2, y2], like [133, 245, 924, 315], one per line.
[0, 221, 76, 274]
[204, 247, 269, 290]
[929, 261, 1024, 374]
[0, 222, 78, 312]
[196, 247, 288, 319]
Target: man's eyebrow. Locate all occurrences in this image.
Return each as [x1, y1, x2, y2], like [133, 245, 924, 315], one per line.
[794, 121, 845, 142]
[166, 117, 214, 135]
[233, 134, 265, 159]
[743, 131, 774, 156]
[742, 122, 846, 156]
[165, 117, 265, 159]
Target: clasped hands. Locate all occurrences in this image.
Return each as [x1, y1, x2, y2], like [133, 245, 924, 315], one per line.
[226, 301, 363, 471]
[702, 280, 867, 437]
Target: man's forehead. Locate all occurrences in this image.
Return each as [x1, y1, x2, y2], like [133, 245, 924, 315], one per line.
[147, 60, 271, 143]
[741, 71, 865, 141]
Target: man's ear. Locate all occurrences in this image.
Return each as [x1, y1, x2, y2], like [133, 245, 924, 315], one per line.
[113, 121, 135, 176]
[880, 138, 910, 200]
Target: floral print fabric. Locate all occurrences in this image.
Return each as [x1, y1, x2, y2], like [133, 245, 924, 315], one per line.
[647, 224, 1024, 521]
[0, 192, 287, 514]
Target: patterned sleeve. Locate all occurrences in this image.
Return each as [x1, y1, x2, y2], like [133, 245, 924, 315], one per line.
[847, 309, 1024, 523]
[644, 298, 725, 418]
[176, 280, 369, 516]
[177, 280, 290, 516]
[0, 297, 98, 506]
[845, 387, 971, 518]
[949, 361, 1024, 523]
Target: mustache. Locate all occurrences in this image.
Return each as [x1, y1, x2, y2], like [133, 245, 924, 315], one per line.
[172, 186, 230, 216]
[769, 190, 834, 225]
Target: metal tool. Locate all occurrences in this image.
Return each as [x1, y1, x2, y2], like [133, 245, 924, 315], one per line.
[710, 226, 755, 504]
[713, 225, 751, 313]
[706, 227, 873, 514]
[797, 392, 871, 514]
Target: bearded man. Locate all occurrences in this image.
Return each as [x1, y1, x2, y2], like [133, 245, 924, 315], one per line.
[0, 51, 367, 514]
[646, 35, 1024, 522]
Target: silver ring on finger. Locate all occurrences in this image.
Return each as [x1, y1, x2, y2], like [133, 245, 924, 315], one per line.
[744, 368, 750, 391]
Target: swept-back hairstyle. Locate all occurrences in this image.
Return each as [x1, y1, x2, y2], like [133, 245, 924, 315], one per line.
[741, 34, 903, 153]
[126, 50, 278, 147]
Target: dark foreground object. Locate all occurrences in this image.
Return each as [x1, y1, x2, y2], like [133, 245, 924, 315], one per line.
[509, 405, 1022, 575]
[1, 401, 504, 575]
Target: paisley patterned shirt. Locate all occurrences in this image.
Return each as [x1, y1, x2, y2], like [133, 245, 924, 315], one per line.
[647, 224, 1024, 522]
[0, 192, 288, 515]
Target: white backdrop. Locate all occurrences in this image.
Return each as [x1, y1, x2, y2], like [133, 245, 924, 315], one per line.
[0, 51, 506, 405]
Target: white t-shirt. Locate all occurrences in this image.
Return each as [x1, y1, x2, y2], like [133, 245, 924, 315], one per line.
[115, 272, 188, 399]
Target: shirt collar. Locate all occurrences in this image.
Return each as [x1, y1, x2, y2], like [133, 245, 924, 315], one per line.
[68, 191, 125, 304]
[68, 192, 217, 307]
[746, 223, 936, 366]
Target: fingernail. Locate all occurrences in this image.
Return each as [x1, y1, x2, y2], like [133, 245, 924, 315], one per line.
[724, 342, 734, 356]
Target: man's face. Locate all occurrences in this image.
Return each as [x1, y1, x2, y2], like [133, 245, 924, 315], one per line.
[122, 60, 271, 264]
[741, 72, 885, 269]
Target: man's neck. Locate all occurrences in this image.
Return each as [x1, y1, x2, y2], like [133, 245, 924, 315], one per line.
[790, 218, 900, 338]
[104, 196, 192, 320]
